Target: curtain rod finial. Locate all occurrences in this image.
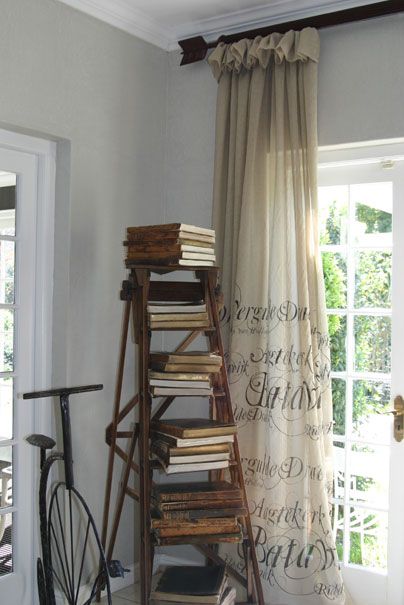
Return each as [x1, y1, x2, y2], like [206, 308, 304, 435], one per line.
[178, 36, 208, 65]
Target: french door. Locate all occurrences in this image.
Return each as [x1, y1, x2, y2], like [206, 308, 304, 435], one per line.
[0, 133, 55, 605]
[318, 141, 404, 605]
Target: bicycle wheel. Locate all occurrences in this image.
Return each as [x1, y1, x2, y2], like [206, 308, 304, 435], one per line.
[47, 482, 112, 605]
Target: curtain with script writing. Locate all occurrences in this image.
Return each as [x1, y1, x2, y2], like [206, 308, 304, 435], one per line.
[208, 29, 345, 604]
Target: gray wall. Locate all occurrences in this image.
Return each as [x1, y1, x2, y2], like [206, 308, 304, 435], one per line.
[0, 0, 167, 567]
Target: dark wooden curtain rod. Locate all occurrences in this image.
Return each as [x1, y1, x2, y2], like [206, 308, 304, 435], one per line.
[179, 0, 403, 65]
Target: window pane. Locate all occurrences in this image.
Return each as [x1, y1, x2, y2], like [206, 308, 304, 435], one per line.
[0, 310, 14, 372]
[354, 315, 391, 373]
[319, 185, 348, 245]
[353, 380, 390, 442]
[0, 512, 13, 576]
[349, 444, 389, 508]
[355, 251, 391, 309]
[0, 378, 13, 441]
[323, 252, 347, 308]
[0, 240, 15, 304]
[333, 442, 345, 500]
[332, 379, 346, 435]
[352, 182, 392, 246]
[0, 173, 16, 237]
[0, 446, 12, 508]
[348, 508, 387, 570]
[331, 504, 344, 562]
[328, 314, 347, 371]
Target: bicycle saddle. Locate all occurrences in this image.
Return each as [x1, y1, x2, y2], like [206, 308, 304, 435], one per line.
[26, 434, 56, 450]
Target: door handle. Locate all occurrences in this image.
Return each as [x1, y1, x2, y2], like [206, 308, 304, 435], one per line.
[381, 396, 404, 442]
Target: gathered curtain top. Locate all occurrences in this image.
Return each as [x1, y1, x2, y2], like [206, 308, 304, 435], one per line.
[208, 27, 320, 81]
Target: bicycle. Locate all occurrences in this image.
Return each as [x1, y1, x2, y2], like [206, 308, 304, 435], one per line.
[24, 384, 120, 605]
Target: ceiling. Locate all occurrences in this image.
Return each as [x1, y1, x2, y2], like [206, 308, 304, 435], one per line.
[57, 0, 387, 50]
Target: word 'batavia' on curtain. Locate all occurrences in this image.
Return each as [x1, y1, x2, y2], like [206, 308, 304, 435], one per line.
[208, 28, 346, 604]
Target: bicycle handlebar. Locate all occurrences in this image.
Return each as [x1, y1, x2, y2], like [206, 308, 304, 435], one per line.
[23, 384, 103, 400]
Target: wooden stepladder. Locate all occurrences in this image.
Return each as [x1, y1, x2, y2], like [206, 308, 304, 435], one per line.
[100, 264, 264, 605]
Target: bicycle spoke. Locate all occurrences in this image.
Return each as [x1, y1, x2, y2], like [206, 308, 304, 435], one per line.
[84, 570, 105, 605]
[49, 519, 73, 602]
[54, 488, 74, 600]
[74, 518, 90, 605]
[52, 561, 73, 603]
[69, 490, 75, 601]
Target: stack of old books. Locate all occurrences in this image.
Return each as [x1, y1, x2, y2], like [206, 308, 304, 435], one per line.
[148, 300, 210, 330]
[150, 419, 236, 474]
[149, 352, 221, 396]
[151, 481, 247, 546]
[125, 223, 216, 267]
[150, 566, 236, 605]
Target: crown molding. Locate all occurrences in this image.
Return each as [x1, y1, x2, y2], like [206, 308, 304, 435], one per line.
[56, 0, 176, 49]
[171, 0, 384, 45]
[56, 0, 385, 52]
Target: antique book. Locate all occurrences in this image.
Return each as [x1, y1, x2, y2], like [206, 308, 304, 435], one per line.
[156, 506, 247, 521]
[152, 481, 241, 503]
[127, 251, 215, 262]
[151, 443, 230, 465]
[157, 458, 229, 475]
[147, 303, 207, 314]
[151, 363, 221, 373]
[153, 522, 238, 538]
[127, 231, 215, 244]
[152, 441, 229, 457]
[126, 257, 215, 267]
[156, 530, 242, 546]
[150, 431, 234, 448]
[127, 223, 215, 237]
[149, 379, 211, 388]
[150, 565, 226, 604]
[149, 314, 210, 328]
[150, 387, 213, 397]
[148, 312, 209, 322]
[152, 497, 244, 512]
[150, 352, 221, 365]
[149, 371, 211, 381]
[126, 244, 215, 255]
[151, 418, 237, 439]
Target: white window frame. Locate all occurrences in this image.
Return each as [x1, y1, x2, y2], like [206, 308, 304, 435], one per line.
[0, 128, 56, 603]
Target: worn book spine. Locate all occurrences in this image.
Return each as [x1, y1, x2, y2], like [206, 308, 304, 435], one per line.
[126, 243, 215, 255]
[151, 516, 237, 529]
[155, 506, 247, 520]
[152, 483, 242, 504]
[160, 460, 229, 474]
[155, 530, 243, 545]
[126, 230, 215, 242]
[150, 353, 222, 364]
[153, 522, 238, 538]
[149, 371, 211, 381]
[149, 379, 211, 388]
[151, 363, 222, 373]
[153, 492, 244, 511]
[147, 304, 207, 314]
[148, 312, 209, 322]
[152, 441, 230, 456]
[151, 423, 236, 439]
[150, 387, 213, 396]
[149, 320, 211, 329]
[127, 223, 215, 236]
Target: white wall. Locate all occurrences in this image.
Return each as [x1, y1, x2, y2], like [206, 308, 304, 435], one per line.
[0, 0, 167, 567]
[165, 13, 404, 224]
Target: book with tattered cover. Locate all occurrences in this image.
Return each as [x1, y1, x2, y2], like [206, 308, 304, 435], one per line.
[151, 418, 236, 439]
[150, 565, 226, 604]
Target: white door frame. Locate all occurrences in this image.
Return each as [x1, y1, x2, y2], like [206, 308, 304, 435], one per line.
[319, 139, 404, 605]
[0, 128, 56, 605]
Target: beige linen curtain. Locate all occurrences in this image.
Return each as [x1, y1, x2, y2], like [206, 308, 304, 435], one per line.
[208, 29, 345, 604]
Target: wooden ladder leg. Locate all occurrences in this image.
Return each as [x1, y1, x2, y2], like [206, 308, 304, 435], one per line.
[205, 272, 265, 605]
[136, 268, 152, 605]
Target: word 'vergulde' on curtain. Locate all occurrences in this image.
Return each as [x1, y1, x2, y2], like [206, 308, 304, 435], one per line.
[208, 28, 345, 605]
